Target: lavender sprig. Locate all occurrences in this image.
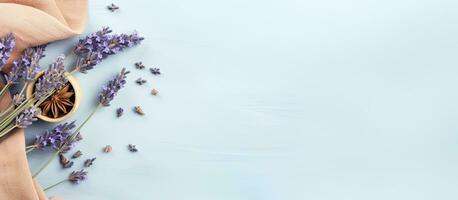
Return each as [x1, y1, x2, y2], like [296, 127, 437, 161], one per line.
[0, 33, 15, 69]
[15, 107, 41, 128]
[33, 121, 76, 151]
[98, 68, 129, 106]
[74, 27, 143, 73]
[34, 55, 67, 100]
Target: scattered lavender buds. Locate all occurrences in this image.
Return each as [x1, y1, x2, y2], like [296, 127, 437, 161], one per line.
[135, 78, 147, 85]
[135, 62, 145, 69]
[128, 144, 138, 152]
[103, 145, 112, 153]
[69, 170, 88, 184]
[59, 153, 74, 168]
[74, 27, 143, 73]
[34, 55, 67, 100]
[34, 121, 76, 151]
[107, 3, 119, 12]
[15, 107, 41, 128]
[150, 67, 161, 75]
[0, 33, 15, 69]
[134, 106, 144, 115]
[116, 108, 124, 117]
[98, 68, 129, 107]
[72, 150, 82, 159]
[151, 88, 158, 96]
[84, 157, 96, 167]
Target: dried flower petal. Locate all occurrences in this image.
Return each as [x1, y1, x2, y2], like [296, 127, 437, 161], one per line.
[84, 157, 96, 167]
[12, 94, 24, 106]
[134, 62, 145, 69]
[135, 78, 147, 85]
[151, 88, 158, 96]
[107, 3, 119, 12]
[116, 108, 123, 117]
[59, 153, 74, 168]
[134, 106, 144, 115]
[72, 150, 82, 159]
[128, 144, 138, 152]
[150, 67, 161, 75]
[69, 170, 88, 184]
[103, 145, 112, 153]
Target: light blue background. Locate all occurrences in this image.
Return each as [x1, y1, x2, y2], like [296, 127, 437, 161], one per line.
[25, 0, 458, 199]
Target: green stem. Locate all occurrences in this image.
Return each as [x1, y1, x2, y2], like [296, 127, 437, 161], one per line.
[33, 105, 101, 178]
[25, 145, 37, 154]
[0, 82, 11, 101]
[0, 99, 33, 133]
[0, 105, 14, 118]
[43, 179, 68, 191]
[0, 124, 17, 138]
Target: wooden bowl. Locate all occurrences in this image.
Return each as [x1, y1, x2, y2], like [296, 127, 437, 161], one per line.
[26, 72, 81, 123]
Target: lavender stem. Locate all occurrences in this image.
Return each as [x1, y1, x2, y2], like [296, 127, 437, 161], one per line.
[43, 178, 68, 191]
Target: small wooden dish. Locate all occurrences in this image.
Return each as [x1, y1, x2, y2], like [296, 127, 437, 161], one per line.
[26, 72, 81, 123]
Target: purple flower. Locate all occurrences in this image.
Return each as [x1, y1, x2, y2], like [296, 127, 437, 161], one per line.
[0, 33, 15, 69]
[34, 121, 76, 150]
[4, 45, 46, 84]
[74, 27, 143, 73]
[34, 55, 67, 100]
[98, 68, 129, 106]
[74, 27, 112, 56]
[12, 94, 24, 106]
[69, 169, 88, 184]
[15, 107, 41, 128]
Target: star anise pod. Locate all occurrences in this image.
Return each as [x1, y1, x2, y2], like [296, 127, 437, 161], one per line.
[40, 84, 74, 118]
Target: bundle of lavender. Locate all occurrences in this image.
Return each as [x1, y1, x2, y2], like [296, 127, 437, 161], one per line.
[0, 28, 142, 189]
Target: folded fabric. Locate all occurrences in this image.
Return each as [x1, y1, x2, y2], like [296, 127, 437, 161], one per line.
[0, 1, 87, 199]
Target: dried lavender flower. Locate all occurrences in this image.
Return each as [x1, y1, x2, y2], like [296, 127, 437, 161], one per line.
[72, 150, 82, 159]
[103, 145, 112, 153]
[135, 78, 147, 85]
[69, 170, 88, 184]
[128, 144, 138, 152]
[15, 107, 41, 128]
[75, 132, 83, 141]
[107, 3, 119, 12]
[116, 108, 123, 117]
[5, 45, 46, 84]
[34, 121, 76, 151]
[84, 157, 96, 167]
[135, 62, 145, 69]
[0, 33, 15, 69]
[74, 28, 143, 73]
[151, 88, 158, 96]
[150, 67, 161, 75]
[34, 55, 67, 100]
[98, 68, 129, 106]
[134, 106, 144, 115]
[59, 153, 74, 168]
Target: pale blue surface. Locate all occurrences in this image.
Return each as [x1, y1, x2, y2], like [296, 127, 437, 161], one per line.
[25, 0, 458, 199]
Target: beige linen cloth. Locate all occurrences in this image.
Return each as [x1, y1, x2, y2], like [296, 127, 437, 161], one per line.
[0, 1, 87, 199]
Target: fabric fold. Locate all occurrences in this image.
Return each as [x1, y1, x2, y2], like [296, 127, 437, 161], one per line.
[0, 1, 87, 199]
